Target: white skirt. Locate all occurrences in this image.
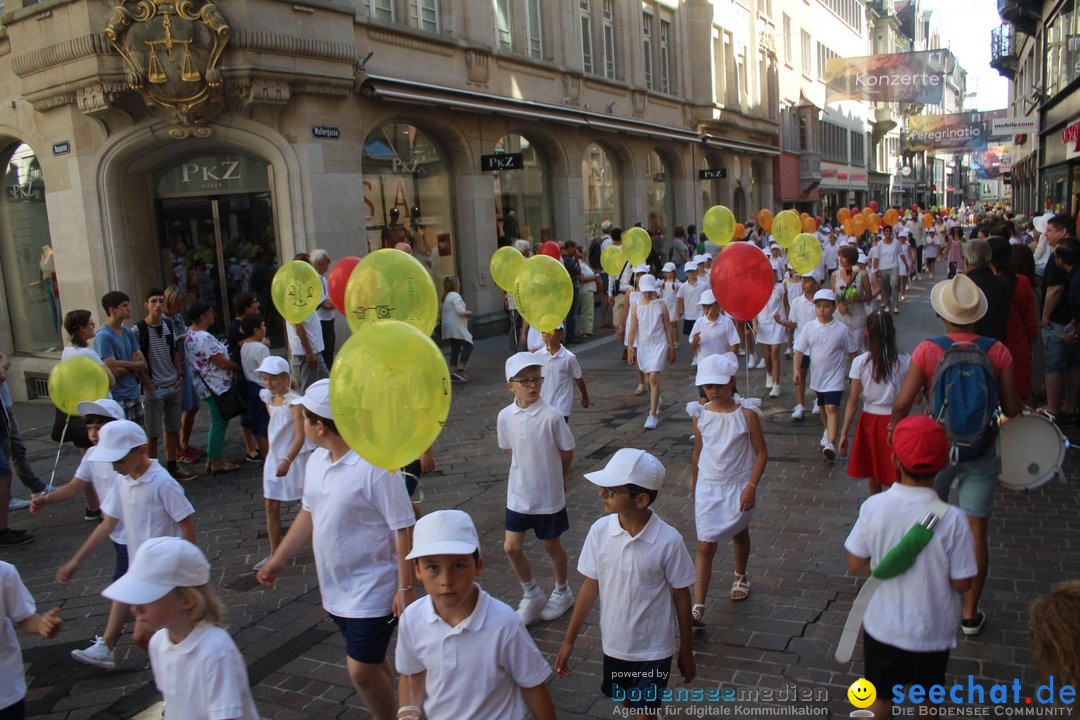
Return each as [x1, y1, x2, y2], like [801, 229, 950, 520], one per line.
[695, 475, 755, 542]
[756, 320, 787, 346]
[637, 340, 668, 373]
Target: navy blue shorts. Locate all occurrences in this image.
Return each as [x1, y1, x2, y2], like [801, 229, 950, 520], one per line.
[505, 508, 569, 540]
[816, 390, 843, 407]
[330, 614, 397, 664]
[242, 380, 270, 437]
[682, 319, 695, 336]
[601, 654, 672, 709]
[112, 542, 129, 582]
[402, 459, 421, 497]
[0, 698, 25, 720]
[800, 355, 811, 370]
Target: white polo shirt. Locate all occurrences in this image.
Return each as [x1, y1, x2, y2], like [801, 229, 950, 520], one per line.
[788, 294, 816, 341]
[0, 562, 35, 711]
[497, 400, 575, 515]
[148, 622, 259, 720]
[675, 279, 706, 321]
[845, 484, 977, 652]
[793, 318, 858, 393]
[870, 239, 901, 270]
[578, 512, 696, 662]
[302, 448, 416, 618]
[286, 311, 324, 356]
[396, 587, 552, 720]
[74, 455, 126, 545]
[537, 345, 583, 418]
[823, 242, 839, 271]
[100, 461, 194, 555]
[690, 314, 740, 365]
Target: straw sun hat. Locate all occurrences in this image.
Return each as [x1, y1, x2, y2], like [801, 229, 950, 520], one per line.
[930, 274, 988, 326]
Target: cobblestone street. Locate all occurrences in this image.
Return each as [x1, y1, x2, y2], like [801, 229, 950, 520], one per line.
[7, 273, 1078, 719]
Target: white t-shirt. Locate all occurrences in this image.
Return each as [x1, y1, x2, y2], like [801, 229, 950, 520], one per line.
[537, 346, 583, 418]
[286, 311, 324, 356]
[675, 280, 706, 321]
[793, 318, 859, 392]
[301, 449, 415, 618]
[100, 461, 194, 555]
[148, 622, 259, 720]
[823, 242, 840, 271]
[845, 484, 977, 652]
[497, 400, 575, 514]
[788, 295, 817, 341]
[396, 588, 552, 720]
[74, 454, 125, 544]
[690, 314, 740, 365]
[240, 342, 271, 384]
[578, 512, 696, 662]
[871, 240, 901, 270]
[848, 351, 911, 414]
[0, 562, 35, 710]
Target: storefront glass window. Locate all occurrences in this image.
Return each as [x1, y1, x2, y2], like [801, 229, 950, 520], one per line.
[646, 151, 673, 255]
[701, 154, 727, 210]
[1045, 0, 1080, 97]
[582, 142, 621, 240]
[1, 142, 62, 353]
[363, 123, 456, 290]
[492, 134, 552, 244]
[1042, 166, 1068, 214]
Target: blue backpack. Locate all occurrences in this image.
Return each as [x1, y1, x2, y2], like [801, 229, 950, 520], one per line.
[928, 336, 998, 463]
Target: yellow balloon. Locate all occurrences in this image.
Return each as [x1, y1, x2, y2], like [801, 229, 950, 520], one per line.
[772, 210, 802, 248]
[514, 255, 574, 333]
[345, 249, 439, 336]
[490, 246, 525, 292]
[271, 260, 322, 325]
[622, 226, 652, 266]
[330, 321, 451, 470]
[600, 244, 626, 277]
[703, 205, 737, 246]
[788, 233, 823, 275]
[48, 355, 110, 416]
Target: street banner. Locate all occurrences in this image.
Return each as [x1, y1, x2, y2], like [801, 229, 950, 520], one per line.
[971, 145, 1009, 179]
[825, 50, 951, 104]
[990, 116, 1037, 135]
[904, 110, 1009, 153]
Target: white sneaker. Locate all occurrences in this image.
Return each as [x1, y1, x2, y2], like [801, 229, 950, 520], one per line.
[8, 498, 29, 511]
[634, 383, 646, 395]
[643, 414, 659, 430]
[765, 374, 774, 389]
[540, 586, 575, 621]
[820, 430, 829, 447]
[72, 636, 116, 670]
[517, 591, 546, 626]
[747, 354, 759, 368]
[811, 404, 821, 416]
[791, 404, 805, 420]
[769, 385, 781, 398]
[784, 348, 792, 358]
[754, 357, 766, 369]
[253, 557, 269, 571]
[823, 443, 837, 461]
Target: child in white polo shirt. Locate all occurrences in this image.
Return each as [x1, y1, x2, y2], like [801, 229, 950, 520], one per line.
[555, 448, 696, 715]
[396, 510, 556, 720]
[103, 537, 258, 720]
[844, 416, 977, 719]
[781, 274, 819, 420]
[537, 325, 590, 423]
[55, 419, 196, 670]
[256, 379, 415, 720]
[793, 289, 859, 460]
[0, 561, 62, 719]
[498, 352, 576, 627]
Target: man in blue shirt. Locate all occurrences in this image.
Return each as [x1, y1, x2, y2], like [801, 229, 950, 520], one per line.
[94, 291, 148, 424]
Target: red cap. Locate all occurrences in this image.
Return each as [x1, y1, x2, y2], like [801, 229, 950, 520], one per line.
[891, 415, 948, 474]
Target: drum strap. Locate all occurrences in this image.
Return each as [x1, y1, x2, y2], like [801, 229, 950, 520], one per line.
[835, 498, 951, 662]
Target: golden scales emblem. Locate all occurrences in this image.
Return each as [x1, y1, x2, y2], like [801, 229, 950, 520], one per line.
[105, 0, 230, 136]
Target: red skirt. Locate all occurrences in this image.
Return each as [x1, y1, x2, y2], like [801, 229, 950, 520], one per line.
[848, 410, 898, 486]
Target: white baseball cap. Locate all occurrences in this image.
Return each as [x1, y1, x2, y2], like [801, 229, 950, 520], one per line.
[696, 352, 739, 386]
[813, 289, 837, 303]
[633, 263, 650, 274]
[291, 378, 332, 419]
[699, 289, 717, 305]
[584, 448, 666, 491]
[255, 356, 290, 376]
[76, 398, 124, 420]
[857, 253, 868, 265]
[601, 219, 613, 231]
[88, 420, 148, 462]
[405, 509, 480, 560]
[505, 351, 543, 382]
[684, 261, 699, 272]
[661, 262, 676, 273]
[898, 228, 911, 237]
[1033, 212, 1054, 234]
[638, 274, 658, 293]
[695, 254, 711, 264]
[103, 537, 210, 605]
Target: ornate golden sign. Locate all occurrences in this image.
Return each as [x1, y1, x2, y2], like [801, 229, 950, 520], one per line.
[105, 0, 230, 136]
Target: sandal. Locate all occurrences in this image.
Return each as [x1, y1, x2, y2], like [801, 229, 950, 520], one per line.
[209, 461, 241, 476]
[691, 604, 706, 628]
[730, 573, 751, 602]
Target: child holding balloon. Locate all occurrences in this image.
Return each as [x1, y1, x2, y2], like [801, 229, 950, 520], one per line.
[628, 275, 677, 430]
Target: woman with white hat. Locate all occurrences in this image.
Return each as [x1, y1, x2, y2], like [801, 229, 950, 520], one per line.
[627, 275, 677, 429]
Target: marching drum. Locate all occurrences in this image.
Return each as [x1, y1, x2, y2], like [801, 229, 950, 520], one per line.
[997, 413, 1068, 491]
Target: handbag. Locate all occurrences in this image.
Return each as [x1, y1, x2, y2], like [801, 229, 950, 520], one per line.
[193, 364, 245, 420]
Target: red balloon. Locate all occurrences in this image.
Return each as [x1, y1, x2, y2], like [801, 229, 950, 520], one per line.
[539, 241, 562, 260]
[814, 215, 823, 228]
[711, 243, 774, 322]
[327, 256, 361, 314]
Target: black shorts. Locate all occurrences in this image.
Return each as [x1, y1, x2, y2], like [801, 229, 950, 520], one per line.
[864, 631, 949, 691]
[112, 542, 129, 582]
[800, 355, 811, 370]
[601, 654, 672, 709]
[682, 319, 695, 336]
[505, 508, 569, 540]
[0, 698, 25, 720]
[330, 614, 397, 664]
[816, 390, 843, 407]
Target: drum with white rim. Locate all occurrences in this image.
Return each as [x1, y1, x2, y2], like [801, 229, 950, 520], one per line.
[997, 413, 1068, 491]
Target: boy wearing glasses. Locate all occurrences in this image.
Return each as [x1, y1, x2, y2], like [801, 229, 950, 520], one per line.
[554, 449, 696, 716]
[498, 352, 576, 626]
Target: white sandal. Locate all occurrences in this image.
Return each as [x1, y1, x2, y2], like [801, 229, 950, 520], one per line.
[730, 573, 751, 601]
[691, 604, 706, 628]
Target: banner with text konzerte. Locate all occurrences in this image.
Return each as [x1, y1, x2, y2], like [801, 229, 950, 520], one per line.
[904, 110, 1009, 153]
[825, 50, 951, 104]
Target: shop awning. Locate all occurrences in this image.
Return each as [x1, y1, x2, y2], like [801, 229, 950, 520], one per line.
[701, 133, 781, 157]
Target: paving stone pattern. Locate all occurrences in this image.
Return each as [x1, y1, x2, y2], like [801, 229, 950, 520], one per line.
[7, 274, 1077, 719]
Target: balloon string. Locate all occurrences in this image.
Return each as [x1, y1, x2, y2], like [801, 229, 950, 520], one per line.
[47, 415, 68, 492]
[744, 323, 751, 395]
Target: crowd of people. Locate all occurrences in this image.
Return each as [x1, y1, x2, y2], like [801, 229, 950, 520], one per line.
[0, 206, 1078, 720]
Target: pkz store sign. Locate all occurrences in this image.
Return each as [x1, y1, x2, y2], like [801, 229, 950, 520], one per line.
[481, 153, 524, 171]
[699, 168, 728, 180]
[155, 154, 270, 196]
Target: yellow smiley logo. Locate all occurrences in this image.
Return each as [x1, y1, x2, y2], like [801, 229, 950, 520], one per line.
[847, 678, 876, 709]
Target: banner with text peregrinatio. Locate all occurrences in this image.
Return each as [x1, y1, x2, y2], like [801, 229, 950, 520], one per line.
[903, 110, 1009, 153]
[825, 50, 951, 104]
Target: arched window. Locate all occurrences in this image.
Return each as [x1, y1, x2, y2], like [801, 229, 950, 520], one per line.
[492, 134, 552, 243]
[701, 154, 728, 210]
[646, 150, 673, 254]
[582, 142, 621, 239]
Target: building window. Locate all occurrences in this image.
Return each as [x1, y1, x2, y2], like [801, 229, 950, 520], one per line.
[366, 0, 393, 21]
[495, 0, 512, 50]
[850, 129, 866, 166]
[525, 0, 543, 58]
[492, 134, 552, 244]
[602, 0, 616, 79]
[580, 0, 594, 74]
[816, 43, 839, 83]
[409, 0, 439, 32]
[1, 142, 62, 353]
[800, 30, 811, 78]
[817, 0, 862, 34]
[659, 18, 672, 94]
[646, 151, 673, 252]
[782, 14, 792, 65]
[757, 0, 772, 17]
[643, 11, 654, 90]
[582, 143, 621, 239]
[821, 121, 848, 163]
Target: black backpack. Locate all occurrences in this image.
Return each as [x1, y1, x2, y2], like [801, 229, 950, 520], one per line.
[588, 239, 602, 271]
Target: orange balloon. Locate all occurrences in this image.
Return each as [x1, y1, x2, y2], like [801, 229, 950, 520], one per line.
[922, 213, 934, 228]
[867, 213, 881, 232]
[883, 208, 900, 227]
[862, 207, 873, 217]
[757, 209, 773, 232]
[837, 207, 851, 224]
[849, 214, 868, 235]
[801, 215, 817, 233]
[734, 222, 746, 240]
